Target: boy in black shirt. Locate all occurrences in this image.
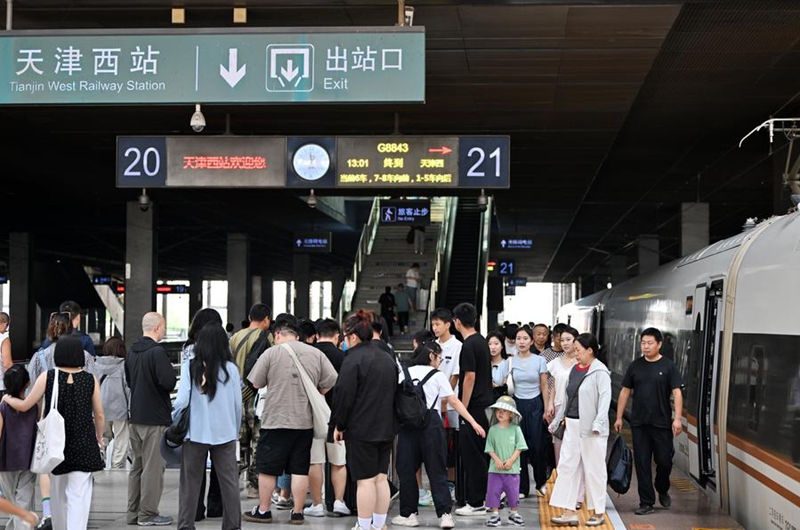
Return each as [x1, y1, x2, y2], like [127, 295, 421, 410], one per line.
[615, 327, 684, 515]
[452, 303, 492, 516]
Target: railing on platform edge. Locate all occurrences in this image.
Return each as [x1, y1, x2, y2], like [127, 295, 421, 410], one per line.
[336, 197, 381, 320]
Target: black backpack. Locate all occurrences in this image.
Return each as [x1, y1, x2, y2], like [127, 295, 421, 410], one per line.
[242, 331, 271, 392]
[395, 366, 438, 430]
[607, 434, 633, 494]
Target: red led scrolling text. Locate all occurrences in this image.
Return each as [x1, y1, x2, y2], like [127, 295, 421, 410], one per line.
[183, 156, 267, 170]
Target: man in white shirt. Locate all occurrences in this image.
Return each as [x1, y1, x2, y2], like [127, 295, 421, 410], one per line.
[405, 263, 421, 308]
[431, 308, 462, 488]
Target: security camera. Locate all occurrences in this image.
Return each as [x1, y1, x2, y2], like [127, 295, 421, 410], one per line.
[307, 189, 318, 209]
[138, 189, 150, 212]
[477, 190, 488, 212]
[190, 103, 206, 133]
[404, 5, 415, 26]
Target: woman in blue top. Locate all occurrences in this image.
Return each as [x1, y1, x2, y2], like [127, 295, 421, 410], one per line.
[173, 323, 243, 530]
[509, 325, 551, 498]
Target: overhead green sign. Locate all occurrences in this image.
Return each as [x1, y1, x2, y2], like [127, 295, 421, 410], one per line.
[0, 27, 425, 104]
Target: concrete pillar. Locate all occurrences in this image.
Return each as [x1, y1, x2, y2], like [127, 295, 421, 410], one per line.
[227, 234, 252, 328]
[9, 233, 34, 360]
[189, 268, 203, 319]
[610, 255, 627, 287]
[124, 202, 157, 349]
[774, 136, 789, 215]
[681, 203, 709, 257]
[252, 276, 262, 307]
[293, 254, 310, 318]
[638, 234, 660, 275]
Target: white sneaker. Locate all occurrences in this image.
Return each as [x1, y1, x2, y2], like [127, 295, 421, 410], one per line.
[392, 514, 420, 527]
[455, 505, 487, 517]
[440, 513, 455, 529]
[303, 503, 325, 517]
[333, 500, 351, 516]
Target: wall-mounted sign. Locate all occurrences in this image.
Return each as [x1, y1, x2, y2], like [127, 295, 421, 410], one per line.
[0, 276, 7, 284]
[379, 199, 430, 226]
[507, 277, 527, 287]
[496, 259, 515, 277]
[294, 232, 332, 253]
[116, 135, 510, 189]
[504, 285, 516, 296]
[0, 28, 425, 104]
[92, 275, 113, 285]
[499, 236, 533, 251]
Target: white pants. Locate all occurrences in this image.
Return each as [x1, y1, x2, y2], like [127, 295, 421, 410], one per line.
[51, 472, 93, 530]
[549, 418, 607, 514]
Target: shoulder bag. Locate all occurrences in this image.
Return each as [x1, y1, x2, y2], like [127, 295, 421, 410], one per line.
[30, 369, 66, 474]
[165, 371, 193, 446]
[506, 357, 515, 397]
[553, 370, 597, 440]
[283, 343, 331, 439]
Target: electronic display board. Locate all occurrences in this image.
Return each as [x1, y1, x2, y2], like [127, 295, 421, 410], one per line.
[117, 135, 510, 189]
[294, 232, 333, 253]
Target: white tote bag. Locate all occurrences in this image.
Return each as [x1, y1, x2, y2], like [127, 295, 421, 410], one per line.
[282, 343, 331, 440]
[30, 369, 66, 474]
[506, 357, 516, 397]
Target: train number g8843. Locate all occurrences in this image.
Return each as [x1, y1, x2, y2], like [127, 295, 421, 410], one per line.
[377, 142, 410, 153]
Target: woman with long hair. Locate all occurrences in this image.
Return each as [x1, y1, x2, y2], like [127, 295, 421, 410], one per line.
[487, 331, 509, 401]
[181, 308, 225, 521]
[548, 333, 611, 527]
[3, 336, 104, 530]
[510, 326, 551, 498]
[173, 323, 242, 530]
[392, 341, 485, 529]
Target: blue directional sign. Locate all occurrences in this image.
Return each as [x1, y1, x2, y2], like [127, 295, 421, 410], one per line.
[379, 199, 430, 226]
[294, 232, 332, 253]
[497, 259, 515, 277]
[92, 275, 113, 285]
[499, 236, 534, 251]
[0, 28, 425, 104]
[507, 277, 527, 287]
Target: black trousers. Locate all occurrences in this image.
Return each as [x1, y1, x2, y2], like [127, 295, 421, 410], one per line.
[398, 312, 410, 331]
[381, 312, 395, 336]
[459, 406, 490, 507]
[632, 425, 674, 507]
[516, 395, 548, 495]
[397, 414, 452, 517]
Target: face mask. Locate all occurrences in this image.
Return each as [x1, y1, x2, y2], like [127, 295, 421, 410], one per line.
[342, 336, 349, 352]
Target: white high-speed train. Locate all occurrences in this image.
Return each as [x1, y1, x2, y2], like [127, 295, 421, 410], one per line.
[557, 212, 800, 530]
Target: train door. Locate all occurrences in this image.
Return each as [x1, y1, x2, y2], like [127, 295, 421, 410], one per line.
[689, 281, 723, 489]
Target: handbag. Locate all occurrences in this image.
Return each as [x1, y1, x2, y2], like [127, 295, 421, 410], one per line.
[607, 434, 633, 494]
[30, 369, 66, 474]
[283, 343, 331, 439]
[165, 372, 193, 446]
[506, 357, 515, 397]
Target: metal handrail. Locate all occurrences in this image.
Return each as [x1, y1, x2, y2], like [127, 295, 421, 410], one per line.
[424, 196, 457, 327]
[337, 198, 381, 319]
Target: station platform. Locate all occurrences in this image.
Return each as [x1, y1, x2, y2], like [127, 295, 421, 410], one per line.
[0, 465, 743, 530]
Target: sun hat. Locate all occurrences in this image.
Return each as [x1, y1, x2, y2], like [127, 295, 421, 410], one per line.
[488, 395, 521, 424]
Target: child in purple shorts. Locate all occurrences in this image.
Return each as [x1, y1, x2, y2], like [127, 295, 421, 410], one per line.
[484, 396, 528, 527]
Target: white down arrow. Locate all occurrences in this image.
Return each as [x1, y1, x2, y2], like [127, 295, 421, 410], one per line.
[220, 48, 246, 87]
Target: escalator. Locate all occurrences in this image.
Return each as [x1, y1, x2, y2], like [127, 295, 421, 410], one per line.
[441, 197, 484, 309]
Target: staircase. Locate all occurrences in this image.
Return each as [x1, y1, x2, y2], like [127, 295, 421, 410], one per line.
[442, 197, 483, 309]
[350, 223, 440, 353]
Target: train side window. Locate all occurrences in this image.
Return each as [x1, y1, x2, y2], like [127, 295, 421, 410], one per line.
[747, 345, 766, 432]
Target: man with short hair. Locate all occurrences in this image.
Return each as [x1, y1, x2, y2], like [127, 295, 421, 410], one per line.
[615, 327, 684, 515]
[378, 287, 397, 337]
[230, 303, 272, 499]
[244, 316, 338, 524]
[306, 319, 350, 517]
[532, 324, 549, 355]
[431, 308, 461, 492]
[126, 312, 176, 527]
[40, 300, 96, 356]
[394, 284, 414, 334]
[452, 303, 492, 517]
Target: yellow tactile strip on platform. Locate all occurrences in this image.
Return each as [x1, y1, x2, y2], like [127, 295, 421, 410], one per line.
[537, 471, 616, 529]
[671, 478, 698, 492]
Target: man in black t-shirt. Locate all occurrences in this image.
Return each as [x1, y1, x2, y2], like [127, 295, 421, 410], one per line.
[452, 303, 492, 516]
[615, 327, 684, 515]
